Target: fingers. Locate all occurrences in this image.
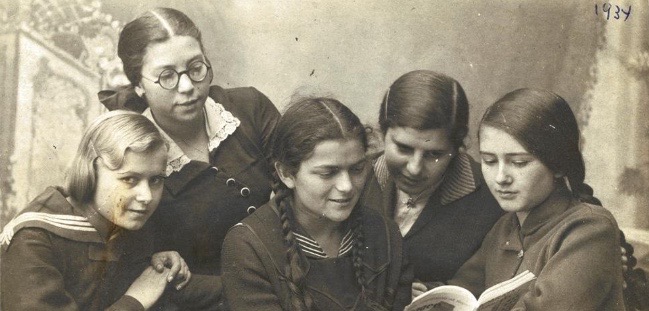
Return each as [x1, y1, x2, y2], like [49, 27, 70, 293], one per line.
[175, 268, 191, 290]
[150, 253, 167, 272]
[411, 282, 428, 300]
[172, 256, 191, 290]
[166, 254, 182, 283]
[149, 251, 194, 290]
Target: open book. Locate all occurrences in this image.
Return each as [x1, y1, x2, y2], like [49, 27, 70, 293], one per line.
[404, 270, 536, 311]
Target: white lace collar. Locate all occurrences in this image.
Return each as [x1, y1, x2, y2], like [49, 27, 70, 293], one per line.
[143, 97, 241, 176]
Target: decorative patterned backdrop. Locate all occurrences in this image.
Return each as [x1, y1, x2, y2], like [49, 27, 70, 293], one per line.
[0, 0, 125, 226]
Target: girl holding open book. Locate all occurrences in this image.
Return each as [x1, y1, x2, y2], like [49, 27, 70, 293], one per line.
[447, 88, 625, 310]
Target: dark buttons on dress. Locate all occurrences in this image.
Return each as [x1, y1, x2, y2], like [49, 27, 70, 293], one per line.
[240, 187, 251, 197]
[247, 206, 257, 214]
[226, 178, 236, 187]
[211, 166, 219, 172]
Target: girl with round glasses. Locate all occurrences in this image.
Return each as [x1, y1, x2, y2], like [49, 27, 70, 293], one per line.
[99, 7, 281, 303]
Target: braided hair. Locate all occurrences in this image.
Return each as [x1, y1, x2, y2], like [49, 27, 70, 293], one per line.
[270, 97, 377, 310]
[479, 88, 600, 204]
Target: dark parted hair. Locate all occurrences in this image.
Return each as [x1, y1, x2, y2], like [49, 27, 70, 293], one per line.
[379, 70, 469, 149]
[480, 88, 600, 205]
[117, 7, 205, 86]
[271, 97, 385, 310]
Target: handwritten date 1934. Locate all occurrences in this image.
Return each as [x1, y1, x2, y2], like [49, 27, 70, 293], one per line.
[595, 3, 631, 21]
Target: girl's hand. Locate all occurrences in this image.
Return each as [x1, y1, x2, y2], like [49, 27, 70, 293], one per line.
[125, 266, 169, 309]
[412, 281, 428, 300]
[151, 251, 191, 290]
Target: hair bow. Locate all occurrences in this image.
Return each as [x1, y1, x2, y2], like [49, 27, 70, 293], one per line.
[97, 85, 148, 113]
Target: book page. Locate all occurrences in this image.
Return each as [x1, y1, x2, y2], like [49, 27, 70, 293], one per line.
[406, 285, 478, 311]
[476, 270, 536, 311]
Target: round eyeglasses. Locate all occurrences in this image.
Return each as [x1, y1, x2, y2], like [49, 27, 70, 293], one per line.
[142, 61, 211, 90]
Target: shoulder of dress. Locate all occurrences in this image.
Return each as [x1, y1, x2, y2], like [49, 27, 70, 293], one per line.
[1, 212, 100, 248]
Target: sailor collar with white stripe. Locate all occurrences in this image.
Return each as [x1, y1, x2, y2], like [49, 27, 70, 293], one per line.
[294, 229, 356, 259]
[0, 187, 108, 247]
[143, 97, 241, 176]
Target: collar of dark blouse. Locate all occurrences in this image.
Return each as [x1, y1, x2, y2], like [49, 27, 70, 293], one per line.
[293, 229, 356, 259]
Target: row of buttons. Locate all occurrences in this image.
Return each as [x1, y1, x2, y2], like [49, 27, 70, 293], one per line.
[212, 167, 256, 214]
[227, 178, 251, 197]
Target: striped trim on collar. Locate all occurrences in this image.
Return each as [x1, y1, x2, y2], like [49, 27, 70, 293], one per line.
[0, 212, 98, 246]
[373, 152, 477, 205]
[294, 229, 356, 259]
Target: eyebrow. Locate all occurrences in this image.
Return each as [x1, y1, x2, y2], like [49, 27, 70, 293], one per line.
[312, 158, 366, 169]
[150, 54, 205, 71]
[116, 171, 166, 176]
[479, 151, 531, 157]
[392, 137, 449, 151]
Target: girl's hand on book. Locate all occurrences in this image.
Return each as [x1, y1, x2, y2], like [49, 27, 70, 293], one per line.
[412, 281, 428, 300]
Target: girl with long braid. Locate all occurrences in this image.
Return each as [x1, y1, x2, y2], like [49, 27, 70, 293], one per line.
[446, 88, 625, 310]
[221, 97, 412, 310]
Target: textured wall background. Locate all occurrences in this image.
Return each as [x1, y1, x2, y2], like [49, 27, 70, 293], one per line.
[102, 0, 598, 136]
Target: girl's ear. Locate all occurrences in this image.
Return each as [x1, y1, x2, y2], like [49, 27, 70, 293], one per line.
[275, 162, 296, 189]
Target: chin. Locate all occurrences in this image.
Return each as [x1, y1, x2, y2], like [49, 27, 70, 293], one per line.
[119, 221, 146, 231]
[497, 203, 526, 214]
[329, 211, 354, 223]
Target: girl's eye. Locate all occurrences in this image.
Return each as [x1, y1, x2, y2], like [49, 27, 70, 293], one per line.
[158, 70, 176, 81]
[481, 157, 497, 165]
[121, 177, 138, 185]
[512, 161, 529, 167]
[396, 144, 412, 154]
[350, 164, 366, 175]
[318, 170, 336, 178]
[424, 151, 445, 160]
[150, 176, 165, 186]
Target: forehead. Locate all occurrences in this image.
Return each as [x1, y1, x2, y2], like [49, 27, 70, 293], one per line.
[301, 139, 365, 167]
[141, 35, 204, 70]
[114, 147, 167, 174]
[479, 126, 528, 154]
[386, 126, 451, 150]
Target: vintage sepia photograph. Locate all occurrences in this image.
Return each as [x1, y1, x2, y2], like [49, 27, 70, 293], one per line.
[0, 0, 648, 310]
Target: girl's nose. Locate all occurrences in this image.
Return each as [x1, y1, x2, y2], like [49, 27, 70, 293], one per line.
[176, 73, 195, 93]
[135, 182, 153, 204]
[405, 153, 423, 176]
[335, 171, 353, 193]
[495, 165, 513, 185]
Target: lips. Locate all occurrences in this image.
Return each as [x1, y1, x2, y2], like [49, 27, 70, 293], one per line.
[127, 209, 149, 216]
[399, 173, 422, 185]
[329, 198, 353, 205]
[176, 99, 199, 107]
[496, 190, 517, 200]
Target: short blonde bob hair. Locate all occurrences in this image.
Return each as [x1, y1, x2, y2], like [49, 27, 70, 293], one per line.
[65, 110, 168, 204]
